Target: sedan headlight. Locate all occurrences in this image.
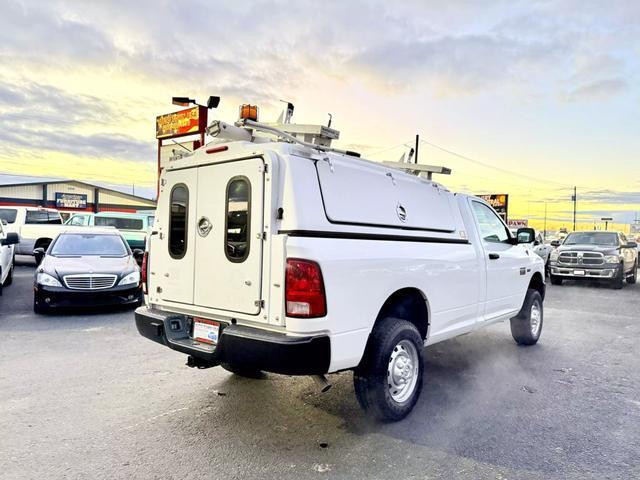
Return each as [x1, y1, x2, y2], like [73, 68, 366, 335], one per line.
[550, 250, 560, 261]
[36, 272, 62, 287]
[118, 270, 140, 286]
[604, 255, 622, 264]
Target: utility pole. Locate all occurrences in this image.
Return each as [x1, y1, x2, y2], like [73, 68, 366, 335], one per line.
[543, 203, 547, 238]
[414, 134, 419, 165]
[572, 186, 577, 231]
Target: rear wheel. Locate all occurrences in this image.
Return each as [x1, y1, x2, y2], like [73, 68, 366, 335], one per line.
[510, 289, 543, 345]
[550, 274, 563, 286]
[220, 362, 264, 379]
[626, 261, 637, 285]
[354, 317, 424, 422]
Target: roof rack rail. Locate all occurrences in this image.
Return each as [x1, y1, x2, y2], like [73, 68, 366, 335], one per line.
[235, 119, 356, 157]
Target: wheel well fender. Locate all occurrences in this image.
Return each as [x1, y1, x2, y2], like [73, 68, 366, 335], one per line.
[34, 238, 52, 250]
[528, 272, 545, 300]
[374, 288, 430, 340]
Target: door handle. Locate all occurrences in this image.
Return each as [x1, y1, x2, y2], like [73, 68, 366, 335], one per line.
[488, 253, 500, 260]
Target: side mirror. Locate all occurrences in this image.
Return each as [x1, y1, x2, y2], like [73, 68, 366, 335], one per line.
[627, 241, 638, 249]
[533, 240, 540, 246]
[33, 247, 46, 266]
[516, 227, 535, 244]
[1, 232, 19, 246]
[550, 240, 561, 247]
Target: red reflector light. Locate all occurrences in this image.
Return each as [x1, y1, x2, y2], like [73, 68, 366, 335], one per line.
[141, 251, 149, 294]
[206, 145, 228, 154]
[285, 258, 326, 318]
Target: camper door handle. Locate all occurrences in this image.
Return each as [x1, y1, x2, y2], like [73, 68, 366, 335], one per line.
[488, 253, 500, 260]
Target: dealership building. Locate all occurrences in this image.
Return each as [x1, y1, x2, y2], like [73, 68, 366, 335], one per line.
[0, 175, 156, 218]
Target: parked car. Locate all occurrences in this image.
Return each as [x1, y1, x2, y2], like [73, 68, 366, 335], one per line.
[65, 212, 154, 250]
[549, 231, 638, 288]
[0, 220, 19, 295]
[135, 107, 546, 421]
[511, 228, 552, 274]
[0, 206, 63, 255]
[33, 228, 143, 313]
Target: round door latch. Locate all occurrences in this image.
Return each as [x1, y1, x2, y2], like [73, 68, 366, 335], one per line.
[197, 216, 213, 237]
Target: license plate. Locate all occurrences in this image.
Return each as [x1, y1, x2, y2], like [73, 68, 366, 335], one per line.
[573, 269, 586, 276]
[193, 318, 220, 345]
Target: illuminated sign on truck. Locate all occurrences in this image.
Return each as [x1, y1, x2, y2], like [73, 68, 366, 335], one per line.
[156, 106, 207, 139]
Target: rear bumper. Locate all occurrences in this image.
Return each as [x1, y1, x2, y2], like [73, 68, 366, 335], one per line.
[135, 307, 331, 375]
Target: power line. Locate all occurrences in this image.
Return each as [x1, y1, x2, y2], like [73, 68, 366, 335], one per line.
[417, 138, 574, 188]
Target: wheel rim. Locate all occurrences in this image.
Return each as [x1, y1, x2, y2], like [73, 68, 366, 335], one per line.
[387, 339, 419, 404]
[530, 301, 542, 336]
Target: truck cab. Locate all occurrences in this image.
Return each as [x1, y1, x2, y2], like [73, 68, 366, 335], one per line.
[135, 105, 545, 421]
[0, 207, 63, 255]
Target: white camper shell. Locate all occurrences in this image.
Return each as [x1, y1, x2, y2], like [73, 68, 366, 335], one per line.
[136, 111, 545, 421]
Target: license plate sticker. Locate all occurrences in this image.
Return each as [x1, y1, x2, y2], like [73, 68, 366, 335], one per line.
[573, 269, 586, 276]
[193, 318, 220, 344]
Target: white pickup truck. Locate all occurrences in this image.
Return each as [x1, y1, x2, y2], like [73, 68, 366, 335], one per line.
[135, 106, 545, 421]
[0, 220, 19, 294]
[0, 207, 64, 256]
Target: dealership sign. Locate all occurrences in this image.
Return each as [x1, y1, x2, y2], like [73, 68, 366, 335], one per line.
[55, 193, 87, 209]
[156, 106, 208, 139]
[478, 194, 509, 221]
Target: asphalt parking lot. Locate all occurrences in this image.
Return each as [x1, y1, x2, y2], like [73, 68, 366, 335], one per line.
[1, 258, 639, 480]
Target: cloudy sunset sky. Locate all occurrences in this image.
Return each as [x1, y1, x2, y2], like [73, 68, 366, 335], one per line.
[1, 0, 638, 231]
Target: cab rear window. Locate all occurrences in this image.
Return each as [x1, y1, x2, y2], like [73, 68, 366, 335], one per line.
[26, 211, 62, 224]
[169, 185, 188, 258]
[0, 208, 17, 224]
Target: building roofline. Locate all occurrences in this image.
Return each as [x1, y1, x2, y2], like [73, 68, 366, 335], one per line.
[0, 177, 155, 204]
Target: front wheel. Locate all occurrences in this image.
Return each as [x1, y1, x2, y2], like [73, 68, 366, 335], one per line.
[510, 289, 543, 345]
[550, 274, 563, 286]
[611, 263, 624, 289]
[354, 318, 424, 422]
[626, 261, 637, 285]
[3, 264, 13, 286]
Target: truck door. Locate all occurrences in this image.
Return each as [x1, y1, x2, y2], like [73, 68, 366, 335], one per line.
[470, 200, 530, 320]
[193, 157, 265, 315]
[150, 168, 199, 305]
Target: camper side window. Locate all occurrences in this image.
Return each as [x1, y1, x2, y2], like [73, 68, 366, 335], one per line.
[225, 177, 250, 262]
[169, 185, 188, 259]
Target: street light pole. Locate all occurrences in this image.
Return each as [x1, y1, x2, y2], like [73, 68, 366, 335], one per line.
[572, 186, 577, 231]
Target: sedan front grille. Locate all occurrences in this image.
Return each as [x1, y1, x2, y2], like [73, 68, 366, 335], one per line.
[63, 274, 118, 290]
[558, 251, 604, 266]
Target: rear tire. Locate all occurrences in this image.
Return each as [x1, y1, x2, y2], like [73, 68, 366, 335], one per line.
[353, 317, 424, 422]
[626, 261, 637, 285]
[510, 289, 543, 345]
[220, 363, 264, 379]
[550, 274, 563, 286]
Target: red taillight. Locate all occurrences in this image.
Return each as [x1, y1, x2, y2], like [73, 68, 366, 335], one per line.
[141, 251, 149, 294]
[285, 258, 326, 318]
[206, 145, 228, 154]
